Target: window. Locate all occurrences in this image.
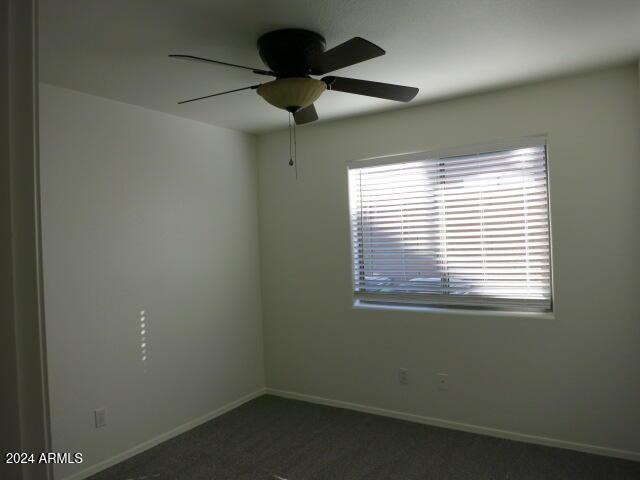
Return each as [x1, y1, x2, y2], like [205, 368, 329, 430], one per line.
[348, 137, 553, 313]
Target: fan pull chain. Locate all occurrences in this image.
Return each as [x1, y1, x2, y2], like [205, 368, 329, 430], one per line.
[288, 112, 293, 167]
[287, 112, 298, 180]
[293, 116, 298, 179]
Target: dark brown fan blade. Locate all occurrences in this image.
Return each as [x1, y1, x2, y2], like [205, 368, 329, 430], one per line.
[294, 104, 318, 125]
[310, 38, 385, 75]
[323, 76, 418, 102]
[169, 54, 274, 76]
[177, 85, 260, 104]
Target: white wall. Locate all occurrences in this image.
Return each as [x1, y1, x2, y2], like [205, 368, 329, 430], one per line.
[258, 65, 640, 456]
[39, 83, 265, 479]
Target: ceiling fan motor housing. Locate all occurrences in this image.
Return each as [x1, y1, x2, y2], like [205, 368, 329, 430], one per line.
[257, 29, 326, 78]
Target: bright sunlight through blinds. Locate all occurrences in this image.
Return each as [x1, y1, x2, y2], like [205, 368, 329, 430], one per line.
[348, 140, 552, 312]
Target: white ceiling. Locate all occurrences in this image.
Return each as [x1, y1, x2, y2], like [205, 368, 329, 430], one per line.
[40, 0, 640, 133]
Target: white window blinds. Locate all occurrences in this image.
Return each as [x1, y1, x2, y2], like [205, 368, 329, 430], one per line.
[348, 139, 553, 312]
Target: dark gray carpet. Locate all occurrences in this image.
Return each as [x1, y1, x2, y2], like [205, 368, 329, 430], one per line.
[89, 395, 640, 480]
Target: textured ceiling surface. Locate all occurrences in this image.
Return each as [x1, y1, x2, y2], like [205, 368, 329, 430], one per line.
[40, 0, 640, 133]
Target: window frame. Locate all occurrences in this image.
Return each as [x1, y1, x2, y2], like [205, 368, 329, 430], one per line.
[346, 135, 555, 315]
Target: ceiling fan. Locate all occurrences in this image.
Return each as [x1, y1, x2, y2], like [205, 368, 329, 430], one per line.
[169, 29, 419, 125]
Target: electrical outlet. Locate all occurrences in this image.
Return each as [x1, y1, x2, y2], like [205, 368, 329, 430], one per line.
[436, 373, 449, 391]
[398, 368, 409, 385]
[94, 407, 107, 428]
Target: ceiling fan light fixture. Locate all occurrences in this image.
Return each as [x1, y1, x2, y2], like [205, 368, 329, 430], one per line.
[257, 77, 326, 112]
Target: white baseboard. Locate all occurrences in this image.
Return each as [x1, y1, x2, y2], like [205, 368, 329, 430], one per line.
[62, 388, 267, 480]
[266, 388, 640, 462]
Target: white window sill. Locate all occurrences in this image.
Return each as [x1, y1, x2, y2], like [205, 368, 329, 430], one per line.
[353, 300, 555, 320]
